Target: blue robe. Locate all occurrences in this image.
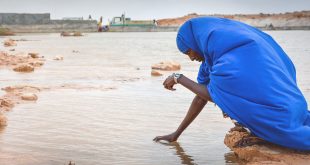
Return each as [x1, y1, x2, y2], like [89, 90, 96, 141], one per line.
[176, 17, 310, 150]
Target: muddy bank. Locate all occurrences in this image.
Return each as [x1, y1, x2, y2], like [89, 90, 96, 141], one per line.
[0, 51, 45, 72]
[224, 128, 310, 164]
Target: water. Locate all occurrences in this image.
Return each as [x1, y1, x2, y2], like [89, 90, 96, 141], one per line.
[0, 31, 309, 165]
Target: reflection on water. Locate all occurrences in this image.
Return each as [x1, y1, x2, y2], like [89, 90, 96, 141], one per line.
[0, 31, 309, 165]
[224, 152, 246, 165]
[161, 141, 197, 165]
[161, 141, 245, 165]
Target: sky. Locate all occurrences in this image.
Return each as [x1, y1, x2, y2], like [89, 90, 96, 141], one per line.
[0, 0, 309, 23]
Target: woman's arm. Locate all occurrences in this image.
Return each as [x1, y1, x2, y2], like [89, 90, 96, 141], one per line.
[153, 95, 207, 142]
[154, 74, 211, 142]
[178, 75, 212, 102]
[163, 74, 212, 102]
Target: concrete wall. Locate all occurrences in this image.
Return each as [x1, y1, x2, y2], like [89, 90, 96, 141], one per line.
[0, 13, 50, 25]
[0, 20, 98, 33]
[109, 26, 179, 32]
[0, 13, 98, 32]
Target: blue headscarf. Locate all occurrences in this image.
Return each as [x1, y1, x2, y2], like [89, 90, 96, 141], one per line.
[176, 17, 310, 150]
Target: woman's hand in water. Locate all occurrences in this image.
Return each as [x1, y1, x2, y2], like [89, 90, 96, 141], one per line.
[163, 75, 177, 91]
[153, 132, 179, 142]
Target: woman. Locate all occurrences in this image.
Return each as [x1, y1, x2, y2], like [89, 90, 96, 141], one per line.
[153, 17, 310, 150]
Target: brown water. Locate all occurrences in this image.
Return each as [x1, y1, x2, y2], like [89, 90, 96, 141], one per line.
[0, 31, 309, 165]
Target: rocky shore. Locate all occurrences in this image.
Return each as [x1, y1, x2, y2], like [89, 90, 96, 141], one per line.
[224, 127, 310, 165]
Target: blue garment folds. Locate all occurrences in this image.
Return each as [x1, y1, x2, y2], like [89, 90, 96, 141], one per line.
[176, 17, 310, 150]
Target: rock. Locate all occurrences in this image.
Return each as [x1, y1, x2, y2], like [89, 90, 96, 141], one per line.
[0, 98, 14, 112]
[151, 61, 181, 71]
[21, 93, 38, 101]
[60, 31, 82, 37]
[224, 128, 310, 165]
[0, 85, 41, 127]
[28, 52, 39, 58]
[53, 56, 64, 61]
[151, 70, 163, 76]
[13, 64, 34, 72]
[60, 32, 71, 36]
[73, 32, 83, 36]
[0, 99, 14, 108]
[29, 61, 44, 67]
[4, 38, 16, 47]
[0, 114, 7, 127]
[67, 161, 75, 165]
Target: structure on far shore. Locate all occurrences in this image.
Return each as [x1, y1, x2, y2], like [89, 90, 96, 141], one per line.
[0, 13, 97, 33]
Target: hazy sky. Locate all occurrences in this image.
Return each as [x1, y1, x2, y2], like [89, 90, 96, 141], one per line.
[0, 0, 309, 22]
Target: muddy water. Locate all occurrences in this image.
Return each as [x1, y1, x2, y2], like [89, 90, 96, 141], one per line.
[0, 31, 309, 165]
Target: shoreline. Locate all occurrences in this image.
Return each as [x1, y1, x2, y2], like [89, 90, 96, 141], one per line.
[1, 11, 309, 33]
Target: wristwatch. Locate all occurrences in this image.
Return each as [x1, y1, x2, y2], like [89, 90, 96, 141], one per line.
[172, 73, 183, 84]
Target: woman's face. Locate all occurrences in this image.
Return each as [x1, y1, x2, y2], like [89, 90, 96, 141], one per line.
[185, 49, 204, 62]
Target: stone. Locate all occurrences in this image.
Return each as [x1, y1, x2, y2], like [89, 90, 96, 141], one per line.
[53, 56, 64, 61]
[0, 114, 7, 127]
[4, 38, 16, 47]
[224, 128, 310, 165]
[13, 64, 34, 72]
[60, 32, 71, 36]
[151, 70, 163, 76]
[151, 61, 181, 71]
[73, 32, 83, 36]
[21, 93, 38, 101]
[29, 61, 44, 67]
[0, 99, 14, 108]
[28, 52, 39, 58]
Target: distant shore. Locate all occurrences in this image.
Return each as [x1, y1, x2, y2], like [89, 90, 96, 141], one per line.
[157, 10, 310, 30]
[0, 11, 309, 33]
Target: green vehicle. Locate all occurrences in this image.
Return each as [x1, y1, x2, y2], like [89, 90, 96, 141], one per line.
[108, 14, 156, 32]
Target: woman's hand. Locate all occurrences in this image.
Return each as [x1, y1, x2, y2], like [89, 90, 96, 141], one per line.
[163, 75, 177, 91]
[153, 132, 179, 142]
